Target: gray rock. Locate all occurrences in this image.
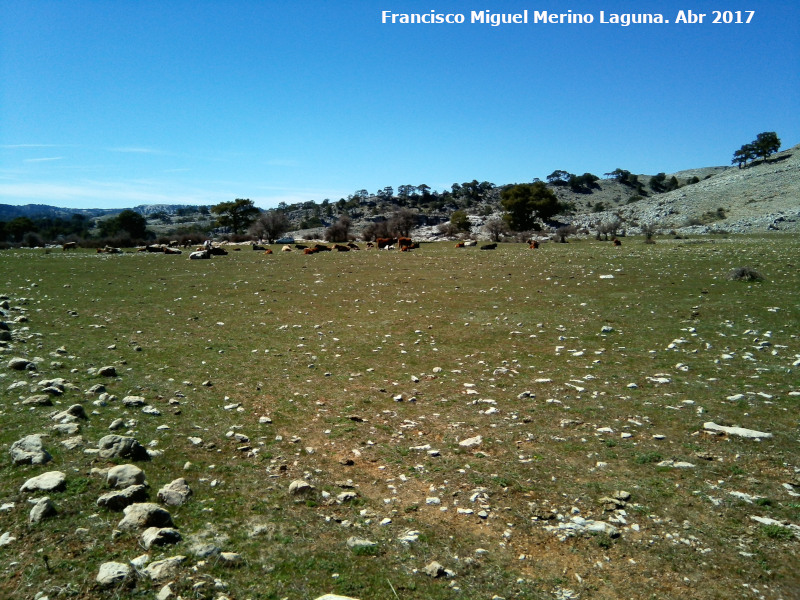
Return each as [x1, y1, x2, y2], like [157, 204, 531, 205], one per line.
[97, 485, 149, 511]
[157, 478, 192, 507]
[0, 532, 16, 546]
[108, 418, 124, 431]
[96, 561, 132, 587]
[20, 471, 66, 493]
[29, 497, 56, 523]
[52, 423, 80, 435]
[118, 503, 173, 530]
[107, 464, 146, 488]
[703, 421, 773, 439]
[98, 365, 117, 377]
[142, 556, 186, 581]
[122, 395, 146, 407]
[10, 434, 52, 465]
[141, 527, 182, 549]
[86, 383, 106, 395]
[288, 479, 314, 495]
[97, 435, 150, 461]
[423, 561, 446, 577]
[346, 536, 377, 549]
[60, 435, 85, 450]
[8, 357, 35, 371]
[22, 395, 53, 406]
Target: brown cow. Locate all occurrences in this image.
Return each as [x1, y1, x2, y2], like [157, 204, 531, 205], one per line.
[303, 247, 318, 254]
[62, 241, 78, 251]
[312, 243, 331, 252]
[347, 242, 360, 250]
[376, 237, 396, 249]
[264, 248, 273, 254]
[612, 238, 622, 246]
[455, 242, 465, 248]
[529, 240, 540, 249]
[398, 237, 413, 250]
[333, 244, 350, 252]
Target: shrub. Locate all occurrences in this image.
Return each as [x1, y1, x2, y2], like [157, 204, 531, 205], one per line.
[727, 267, 764, 282]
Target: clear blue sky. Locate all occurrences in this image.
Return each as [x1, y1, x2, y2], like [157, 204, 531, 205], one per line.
[2, 0, 798, 210]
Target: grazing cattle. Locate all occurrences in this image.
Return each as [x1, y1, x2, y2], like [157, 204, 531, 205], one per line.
[463, 240, 477, 247]
[264, 248, 273, 254]
[163, 247, 182, 255]
[366, 242, 375, 249]
[376, 237, 396, 249]
[282, 245, 292, 252]
[613, 238, 622, 246]
[252, 244, 265, 251]
[62, 241, 78, 251]
[455, 242, 465, 248]
[347, 242, 360, 250]
[480, 243, 497, 250]
[189, 249, 210, 259]
[295, 244, 308, 250]
[97, 246, 122, 254]
[209, 247, 228, 255]
[182, 240, 193, 248]
[312, 243, 331, 252]
[529, 240, 540, 249]
[333, 244, 350, 252]
[303, 247, 318, 254]
[168, 240, 179, 248]
[398, 237, 413, 250]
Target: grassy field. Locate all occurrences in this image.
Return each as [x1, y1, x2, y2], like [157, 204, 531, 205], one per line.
[1, 235, 798, 600]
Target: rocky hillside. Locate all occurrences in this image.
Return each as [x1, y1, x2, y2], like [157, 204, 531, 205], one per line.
[566, 144, 800, 236]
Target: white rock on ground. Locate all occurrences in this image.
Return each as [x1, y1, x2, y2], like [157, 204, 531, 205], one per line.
[96, 561, 132, 587]
[20, 471, 66, 493]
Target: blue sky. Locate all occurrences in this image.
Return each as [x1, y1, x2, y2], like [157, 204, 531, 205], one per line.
[1, 0, 798, 210]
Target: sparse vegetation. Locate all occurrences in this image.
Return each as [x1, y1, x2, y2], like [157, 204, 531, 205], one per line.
[0, 235, 799, 599]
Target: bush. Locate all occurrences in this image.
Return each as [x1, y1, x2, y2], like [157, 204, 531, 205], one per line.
[727, 267, 764, 282]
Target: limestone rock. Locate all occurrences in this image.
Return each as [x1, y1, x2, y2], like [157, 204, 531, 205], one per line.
[142, 556, 186, 581]
[288, 479, 314, 495]
[8, 357, 35, 371]
[458, 435, 483, 448]
[97, 485, 149, 511]
[96, 561, 132, 587]
[118, 503, 173, 530]
[107, 464, 146, 488]
[10, 434, 52, 465]
[703, 421, 773, 439]
[157, 478, 192, 507]
[423, 561, 446, 577]
[97, 435, 150, 461]
[141, 527, 182, 549]
[29, 497, 57, 523]
[20, 471, 66, 493]
[98, 365, 117, 377]
[22, 395, 53, 406]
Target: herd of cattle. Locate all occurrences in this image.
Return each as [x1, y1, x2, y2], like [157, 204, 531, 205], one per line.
[61, 236, 623, 258]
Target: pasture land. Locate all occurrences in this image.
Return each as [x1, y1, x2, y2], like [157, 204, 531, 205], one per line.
[1, 235, 798, 600]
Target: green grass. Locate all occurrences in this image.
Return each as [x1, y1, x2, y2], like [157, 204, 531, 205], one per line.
[1, 235, 799, 599]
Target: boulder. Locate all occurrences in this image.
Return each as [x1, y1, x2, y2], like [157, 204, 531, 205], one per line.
[118, 503, 173, 530]
[29, 497, 57, 523]
[22, 395, 53, 406]
[97, 435, 150, 461]
[157, 478, 192, 507]
[20, 471, 66, 493]
[8, 357, 35, 371]
[97, 485, 149, 511]
[96, 561, 132, 587]
[107, 464, 146, 488]
[141, 527, 182, 549]
[10, 434, 52, 465]
[142, 556, 186, 581]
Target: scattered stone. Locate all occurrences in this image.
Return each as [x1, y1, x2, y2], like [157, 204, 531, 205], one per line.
[107, 464, 146, 488]
[157, 478, 192, 507]
[346, 536, 376, 549]
[97, 435, 151, 461]
[29, 497, 57, 523]
[122, 395, 146, 407]
[142, 556, 186, 581]
[86, 383, 106, 395]
[459, 435, 483, 448]
[657, 460, 696, 468]
[22, 395, 52, 406]
[20, 471, 66, 493]
[96, 562, 132, 587]
[0, 532, 16, 546]
[97, 485, 149, 511]
[288, 479, 314, 495]
[314, 595, 361, 600]
[98, 365, 117, 377]
[10, 434, 52, 465]
[141, 527, 183, 549]
[703, 422, 773, 439]
[422, 561, 446, 578]
[118, 503, 174, 530]
[8, 357, 35, 371]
